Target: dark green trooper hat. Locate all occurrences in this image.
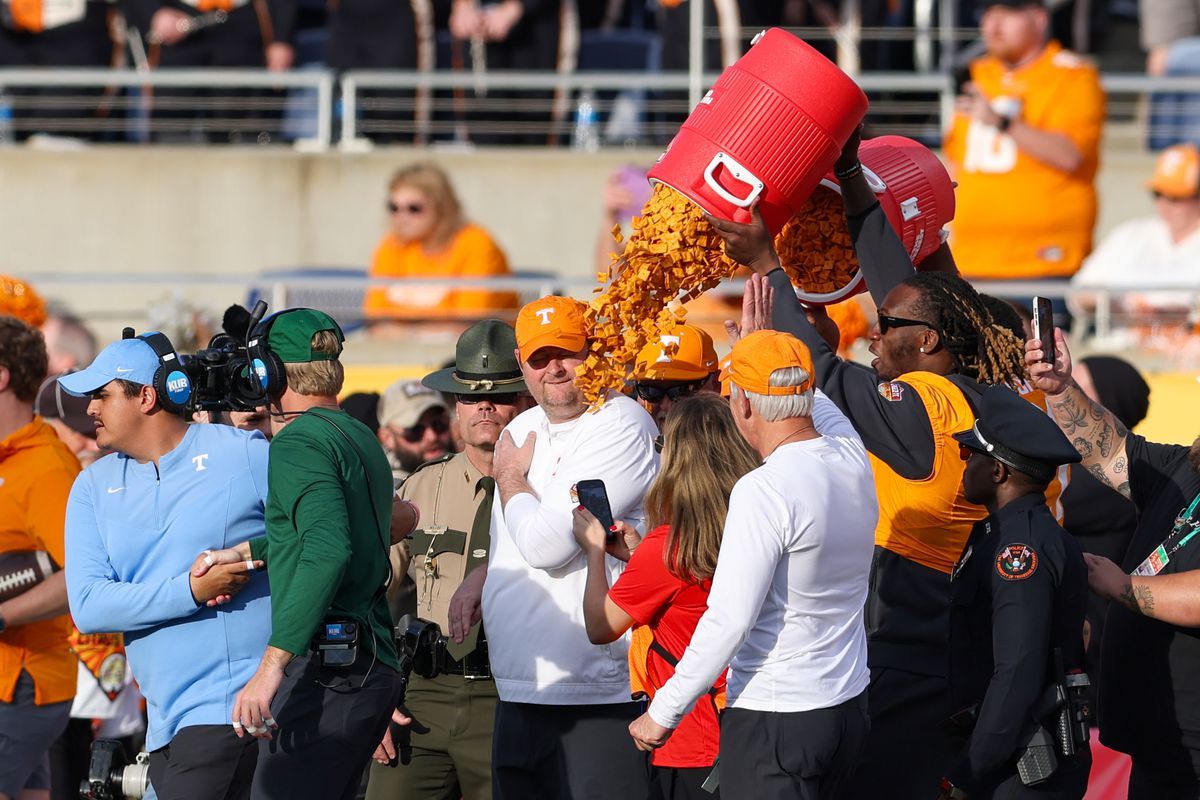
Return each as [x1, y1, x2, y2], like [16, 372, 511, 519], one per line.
[422, 319, 527, 396]
[266, 309, 345, 363]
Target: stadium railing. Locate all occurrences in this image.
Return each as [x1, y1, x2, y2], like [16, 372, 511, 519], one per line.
[4, 68, 1200, 149]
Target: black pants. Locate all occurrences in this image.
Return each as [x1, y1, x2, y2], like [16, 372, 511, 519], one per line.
[470, 6, 561, 146]
[0, 3, 114, 140]
[720, 692, 870, 800]
[982, 752, 1091, 800]
[147, 725, 258, 800]
[491, 700, 650, 799]
[845, 668, 953, 800]
[327, 0, 417, 144]
[251, 653, 401, 800]
[651, 764, 718, 800]
[153, 3, 274, 142]
[1129, 746, 1200, 800]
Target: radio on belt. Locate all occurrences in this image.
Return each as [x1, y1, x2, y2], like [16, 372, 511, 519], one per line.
[314, 619, 360, 667]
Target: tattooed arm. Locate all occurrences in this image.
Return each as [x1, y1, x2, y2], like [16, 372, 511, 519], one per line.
[1086, 553, 1200, 626]
[1026, 328, 1132, 499]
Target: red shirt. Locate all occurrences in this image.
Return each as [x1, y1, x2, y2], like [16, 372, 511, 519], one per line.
[609, 525, 725, 768]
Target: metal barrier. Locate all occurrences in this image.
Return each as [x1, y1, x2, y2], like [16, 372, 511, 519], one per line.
[4, 67, 1200, 149]
[0, 68, 335, 148]
[28, 269, 1191, 345]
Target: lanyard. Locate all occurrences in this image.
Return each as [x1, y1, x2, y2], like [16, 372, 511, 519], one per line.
[1133, 490, 1200, 577]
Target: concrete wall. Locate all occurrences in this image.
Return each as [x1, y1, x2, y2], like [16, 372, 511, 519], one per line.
[0, 143, 1161, 343]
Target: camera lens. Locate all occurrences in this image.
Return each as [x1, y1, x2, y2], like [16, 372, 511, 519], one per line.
[344, 623, 356, 635]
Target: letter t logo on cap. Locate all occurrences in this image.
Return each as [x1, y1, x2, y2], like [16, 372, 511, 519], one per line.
[536, 308, 555, 325]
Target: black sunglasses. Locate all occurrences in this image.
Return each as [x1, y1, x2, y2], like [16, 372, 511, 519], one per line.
[878, 314, 938, 336]
[1151, 191, 1197, 203]
[400, 417, 450, 442]
[387, 201, 428, 215]
[654, 434, 665, 454]
[634, 381, 703, 404]
[455, 393, 520, 406]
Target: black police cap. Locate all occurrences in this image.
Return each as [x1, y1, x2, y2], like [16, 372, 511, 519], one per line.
[953, 385, 1081, 483]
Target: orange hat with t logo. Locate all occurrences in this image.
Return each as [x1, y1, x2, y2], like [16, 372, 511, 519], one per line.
[728, 330, 815, 396]
[515, 296, 589, 361]
[1148, 143, 1200, 199]
[634, 324, 719, 381]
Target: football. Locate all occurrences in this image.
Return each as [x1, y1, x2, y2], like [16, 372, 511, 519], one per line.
[0, 550, 58, 603]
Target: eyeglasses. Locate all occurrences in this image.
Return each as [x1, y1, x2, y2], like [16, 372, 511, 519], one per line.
[959, 443, 978, 461]
[387, 201, 428, 215]
[654, 434, 664, 454]
[399, 417, 450, 442]
[1151, 191, 1196, 203]
[877, 314, 938, 336]
[455, 393, 520, 406]
[634, 381, 703, 404]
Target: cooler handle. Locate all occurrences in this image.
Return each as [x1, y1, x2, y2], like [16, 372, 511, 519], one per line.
[703, 152, 765, 209]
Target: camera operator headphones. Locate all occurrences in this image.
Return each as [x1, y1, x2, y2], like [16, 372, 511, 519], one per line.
[121, 328, 194, 415]
[243, 309, 297, 403]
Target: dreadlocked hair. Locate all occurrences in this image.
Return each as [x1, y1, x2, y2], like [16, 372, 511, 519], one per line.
[903, 272, 1026, 388]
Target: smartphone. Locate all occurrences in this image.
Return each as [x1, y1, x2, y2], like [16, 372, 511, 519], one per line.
[576, 479, 616, 540]
[1032, 296, 1055, 364]
[952, 63, 972, 96]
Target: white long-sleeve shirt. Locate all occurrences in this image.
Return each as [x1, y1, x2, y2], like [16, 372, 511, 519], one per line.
[1071, 216, 1200, 309]
[648, 395, 877, 727]
[482, 393, 659, 704]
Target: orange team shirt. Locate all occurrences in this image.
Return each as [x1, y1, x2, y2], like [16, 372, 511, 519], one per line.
[0, 416, 81, 705]
[944, 41, 1106, 280]
[363, 223, 520, 321]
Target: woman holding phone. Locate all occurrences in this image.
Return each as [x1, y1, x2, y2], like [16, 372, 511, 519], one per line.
[572, 392, 760, 800]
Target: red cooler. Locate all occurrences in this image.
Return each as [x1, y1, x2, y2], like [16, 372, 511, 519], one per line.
[794, 135, 957, 305]
[648, 28, 868, 234]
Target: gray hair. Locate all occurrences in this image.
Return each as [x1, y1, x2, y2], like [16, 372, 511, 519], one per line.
[731, 366, 814, 422]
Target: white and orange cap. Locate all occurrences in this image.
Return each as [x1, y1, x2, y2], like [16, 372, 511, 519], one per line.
[515, 296, 589, 361]
[1148, 143, 1200, 199]
[727, 330, 816, 396]
[633, 324, 719, 382]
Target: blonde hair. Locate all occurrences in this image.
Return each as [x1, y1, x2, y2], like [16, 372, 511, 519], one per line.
[283, 330, 345, 396]
[388, 163, 466, 251]
[645, 393, 761, 583]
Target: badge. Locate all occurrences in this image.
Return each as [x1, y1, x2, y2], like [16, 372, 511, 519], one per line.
[878, 382, 905, 402]
[995, 543, 1038, 581]
[1133, 545, 1169, 577]
[951, 545, 973, 581]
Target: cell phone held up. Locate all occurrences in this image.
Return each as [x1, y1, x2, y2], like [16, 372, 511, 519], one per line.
[1032, 296, 1055, 365]
[575, 479, 616, 543]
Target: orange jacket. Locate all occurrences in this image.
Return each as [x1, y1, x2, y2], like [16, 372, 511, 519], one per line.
[364, 223, 519, 321]
[0, 416, 80, 705]
[944, 41, 1105, 280]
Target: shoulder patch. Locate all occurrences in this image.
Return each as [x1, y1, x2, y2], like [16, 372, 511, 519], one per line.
[995, 543, 1039, 581]
[878, 382, 905, 402]
[407, 452, 455, 477]
[1051, 50, 1087, 69]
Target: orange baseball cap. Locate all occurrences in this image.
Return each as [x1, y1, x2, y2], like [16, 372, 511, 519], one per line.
[515, 296, 589, 361]
[728, 330, 815, 396]
[1148, 143, 1200, 199]
[718, 354, 733, 398]
[634, 324, 719, 381]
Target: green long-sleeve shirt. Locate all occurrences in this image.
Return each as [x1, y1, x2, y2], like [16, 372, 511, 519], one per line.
[250, 407, 399, 670]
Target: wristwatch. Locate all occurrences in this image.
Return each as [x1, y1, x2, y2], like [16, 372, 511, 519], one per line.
[940, 777, 968, 799]
[996, 114, 1013, 134]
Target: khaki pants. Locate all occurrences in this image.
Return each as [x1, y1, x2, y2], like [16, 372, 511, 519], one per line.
[365, 672, 497, 800]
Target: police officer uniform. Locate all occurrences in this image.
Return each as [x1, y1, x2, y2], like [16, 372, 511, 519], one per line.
[942, 386, 1091, 800]
[366, 319, 526, 800]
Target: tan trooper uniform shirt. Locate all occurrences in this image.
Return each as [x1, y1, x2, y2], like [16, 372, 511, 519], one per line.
[390, 451, 490, 634]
